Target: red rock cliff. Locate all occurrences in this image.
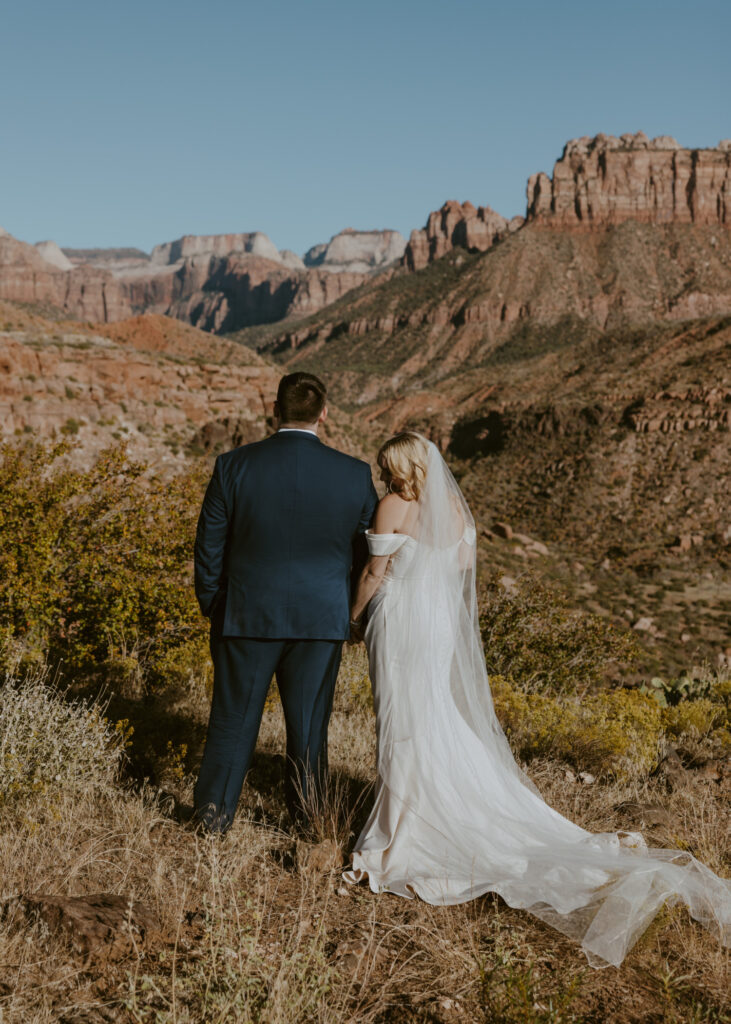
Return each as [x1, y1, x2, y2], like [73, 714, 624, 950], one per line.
[526, 132, 731, 228]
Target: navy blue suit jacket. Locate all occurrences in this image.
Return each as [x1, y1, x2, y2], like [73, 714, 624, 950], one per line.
[194, 431, 378, 640]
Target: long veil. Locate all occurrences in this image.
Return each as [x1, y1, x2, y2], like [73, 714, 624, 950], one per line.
[358, 436, 730, 968]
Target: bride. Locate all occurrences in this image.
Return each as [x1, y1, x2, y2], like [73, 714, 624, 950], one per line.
[344, 431, 730, 968]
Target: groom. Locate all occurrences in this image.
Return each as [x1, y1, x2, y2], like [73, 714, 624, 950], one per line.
[193, 371, 378, 834]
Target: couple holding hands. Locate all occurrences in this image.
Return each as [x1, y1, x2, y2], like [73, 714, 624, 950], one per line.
[193, 371, 729, 969]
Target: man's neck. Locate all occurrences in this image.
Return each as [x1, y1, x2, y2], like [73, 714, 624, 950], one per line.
[277, 423, 319, 436]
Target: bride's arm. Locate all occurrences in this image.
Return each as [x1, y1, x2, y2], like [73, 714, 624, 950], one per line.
[350, 494, 408, 624]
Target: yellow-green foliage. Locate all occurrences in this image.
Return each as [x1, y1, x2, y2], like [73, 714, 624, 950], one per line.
[0, 668, 122, 803]
[479, 572, 640, 694]
[490, 675, 663, 778]
[0, 439, 209, 689]
[662, 699, 724, 738]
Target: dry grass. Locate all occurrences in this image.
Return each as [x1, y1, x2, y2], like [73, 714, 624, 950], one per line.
[0, 651, 728, 1023]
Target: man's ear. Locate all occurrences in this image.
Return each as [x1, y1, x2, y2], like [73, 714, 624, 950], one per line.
[318, 405, 329, 425]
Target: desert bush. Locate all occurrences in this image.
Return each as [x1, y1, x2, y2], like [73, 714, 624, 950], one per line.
[0, 667, 122, 804]
[0, 439, 209, 690]
[490, 675, 663, 778]
[662, 700, 725, 739]
[479, 572, 640, 694]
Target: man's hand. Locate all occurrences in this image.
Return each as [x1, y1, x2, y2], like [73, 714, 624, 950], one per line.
[348, 618, 365, 644]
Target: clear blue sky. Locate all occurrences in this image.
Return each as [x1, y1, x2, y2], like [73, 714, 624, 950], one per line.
[1, 0, 728, 256]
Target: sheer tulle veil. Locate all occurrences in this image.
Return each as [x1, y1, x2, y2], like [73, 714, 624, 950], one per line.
[392, 435, 542, 795]
[349, 434, 730, 969]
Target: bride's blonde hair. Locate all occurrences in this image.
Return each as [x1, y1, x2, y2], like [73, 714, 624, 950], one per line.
[378, 432, 429, 501]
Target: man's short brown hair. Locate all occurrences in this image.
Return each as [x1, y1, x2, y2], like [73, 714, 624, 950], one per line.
[276, 372, 327, 424]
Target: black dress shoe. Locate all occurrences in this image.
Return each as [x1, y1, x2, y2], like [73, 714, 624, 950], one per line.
[191, 806, 233, 836]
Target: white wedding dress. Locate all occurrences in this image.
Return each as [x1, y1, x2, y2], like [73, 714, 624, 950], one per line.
[344, 439, 730, 968]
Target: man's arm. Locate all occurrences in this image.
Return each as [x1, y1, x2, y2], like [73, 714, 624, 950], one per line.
[194, 456, 230, 617]
[350, 463, 379, 604]
[358, 463, 378, 536]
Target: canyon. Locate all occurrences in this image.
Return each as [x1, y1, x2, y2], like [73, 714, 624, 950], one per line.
[2, 131, 730, 672]
[0, 227, 406, 333]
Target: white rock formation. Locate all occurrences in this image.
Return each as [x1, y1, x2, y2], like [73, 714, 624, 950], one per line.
[278, 248, 306, 271]
[150, 232, 285, 266]
[34, 240, 74, 271]
[303, 228, 406, 273]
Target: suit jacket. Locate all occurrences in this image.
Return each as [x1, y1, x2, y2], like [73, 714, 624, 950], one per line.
[194, 430, 378, 640]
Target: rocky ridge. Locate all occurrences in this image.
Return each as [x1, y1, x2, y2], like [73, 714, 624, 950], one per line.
[404, 201, 523, 271]
[0, 301, 365, 470]
[232, 216, 731, 673]
[250, 221, 731, 366]
[402, 134, 731, 271]
[527, 132, 731, 229]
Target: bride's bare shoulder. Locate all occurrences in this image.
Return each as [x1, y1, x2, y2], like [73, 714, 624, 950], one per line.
[373, 493, 410, 533]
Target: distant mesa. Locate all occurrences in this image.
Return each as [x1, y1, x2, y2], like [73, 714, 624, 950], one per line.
[149, 231, 305, 271]
[63, 247, 152, 273]
[0, 223, 406, 330]
[304, 228, 406, 274]
[2, 132, 730, 328]
[525, 131, 731, 229]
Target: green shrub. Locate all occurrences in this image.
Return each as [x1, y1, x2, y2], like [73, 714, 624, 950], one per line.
[490, 675, 663, 778]
[662, 699, 724, 738]
[0, 439, 209, 690]
[0, 668, 123, 803]
[480, 573, 640, 694]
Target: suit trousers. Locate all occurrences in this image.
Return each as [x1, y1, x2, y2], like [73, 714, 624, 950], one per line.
[193, 623, 343, 832]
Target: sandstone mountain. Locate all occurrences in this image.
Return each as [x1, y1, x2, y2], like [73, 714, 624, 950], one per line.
[147, 231, 306, 270]
[0, 231, 129, 320]
[405, 202, 523, 271]
[403, 133, 731, 271]
[527, 132, 731, 229]
[0, 226, 406, 331]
